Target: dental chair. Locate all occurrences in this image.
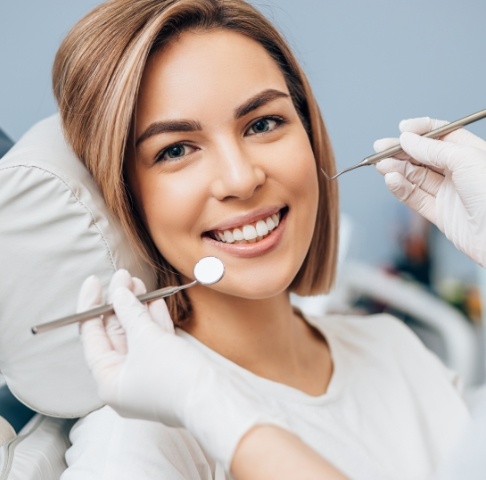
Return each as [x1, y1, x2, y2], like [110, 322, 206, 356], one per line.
[0, 117, 156, 479]
[0, 129, 36, 439]
[0, 117, 483, 479]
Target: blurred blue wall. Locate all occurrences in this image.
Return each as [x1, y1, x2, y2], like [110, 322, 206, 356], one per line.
[1, 0, 485, 281]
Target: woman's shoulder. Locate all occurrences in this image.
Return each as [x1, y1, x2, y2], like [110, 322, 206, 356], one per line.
[306, 312, 460, 386]
[307, 312, 415, 343]
[305, 312, 440, 365]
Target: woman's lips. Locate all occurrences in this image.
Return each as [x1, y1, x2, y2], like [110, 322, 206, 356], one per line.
[207, 210, 283, 244]
[203, 207, 288, 257]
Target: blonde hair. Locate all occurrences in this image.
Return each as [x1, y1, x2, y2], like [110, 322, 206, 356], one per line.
[53, 0, 339, 323]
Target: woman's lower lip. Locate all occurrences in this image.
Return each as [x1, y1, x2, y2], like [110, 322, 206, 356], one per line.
[204, 212, 286, 258]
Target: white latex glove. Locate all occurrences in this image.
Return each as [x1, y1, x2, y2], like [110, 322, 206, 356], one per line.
[374, 117, 486, 268]
[78, 270, 289, 470]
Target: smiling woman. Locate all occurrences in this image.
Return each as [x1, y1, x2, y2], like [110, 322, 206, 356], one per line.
[51, 1, 470, 479]
[128, 29, 322, 311]
[53, 0, 338, 325]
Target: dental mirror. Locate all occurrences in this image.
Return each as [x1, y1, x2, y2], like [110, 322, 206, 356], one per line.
[31, 256, 225, 334]
[193, 255, 225, 285]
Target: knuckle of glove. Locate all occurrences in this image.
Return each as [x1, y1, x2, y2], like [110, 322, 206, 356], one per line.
[386, 173, 412, 201]
[400, 117, 447, 135]
[404, 162, 427, 187]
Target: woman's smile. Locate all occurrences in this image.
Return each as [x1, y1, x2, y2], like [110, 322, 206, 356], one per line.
[203, 206, 289, 258]
[209, 211, 280, 244]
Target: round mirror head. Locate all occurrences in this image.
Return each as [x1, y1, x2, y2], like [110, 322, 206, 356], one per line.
[193, 256, 225, 285]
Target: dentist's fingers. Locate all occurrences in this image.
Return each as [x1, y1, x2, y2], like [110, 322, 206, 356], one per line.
[77, 274, 102, 313]
[147, 298, 175, 334]
[400, 132, 480, 172]
[106, 270, 135, 353]
[132, 277, 147, 296]
[383, 172, 437, 225]
[376, 157, 443, 197]
[373, 137, 411, 161]
[111, 287, 162, 348]
[400, 117, 486, 150]
[399, 117, 448, 135]
[103, 272, 148, 353]
[375, 117, 486, 167]
[78, 276, 120, 373]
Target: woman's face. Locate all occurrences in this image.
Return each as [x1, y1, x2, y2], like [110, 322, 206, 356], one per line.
[130, 29, 319, 299]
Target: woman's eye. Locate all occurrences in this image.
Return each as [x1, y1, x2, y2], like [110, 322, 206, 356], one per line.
[155, 143, 195, 163]
[247, 117, 283, 135]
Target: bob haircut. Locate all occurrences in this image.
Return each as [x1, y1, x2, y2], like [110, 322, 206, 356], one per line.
[53, 0, 339, 323]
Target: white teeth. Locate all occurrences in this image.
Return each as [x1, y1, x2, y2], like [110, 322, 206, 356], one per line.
[211, 211, 282, 244]
[266, 217, 276, 230]
[233, 228, 244, 241]
[255, 220, 269, 237]
[223, 230, 234, 243]
[242, 225, 257, 240]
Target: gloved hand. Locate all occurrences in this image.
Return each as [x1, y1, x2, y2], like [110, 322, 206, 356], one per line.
[374, 117, 486, 268]
[78, 270, 289, 470]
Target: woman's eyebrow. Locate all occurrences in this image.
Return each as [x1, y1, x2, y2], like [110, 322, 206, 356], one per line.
[136, 89, 288, 147]
[234, 89, 290, 119]
[136, 119, 202, 147]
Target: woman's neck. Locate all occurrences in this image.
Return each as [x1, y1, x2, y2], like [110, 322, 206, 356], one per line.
[182, 289, 332, 396]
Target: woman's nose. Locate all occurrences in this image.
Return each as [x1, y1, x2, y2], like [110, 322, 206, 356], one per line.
[210, 147, 266, 201]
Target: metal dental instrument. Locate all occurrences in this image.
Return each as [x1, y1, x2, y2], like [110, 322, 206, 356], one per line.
[31, 256, 225, 335]
[322, 108, 486, 180]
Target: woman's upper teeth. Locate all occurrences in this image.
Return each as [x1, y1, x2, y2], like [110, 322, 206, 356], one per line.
[215, 213, 280, 244]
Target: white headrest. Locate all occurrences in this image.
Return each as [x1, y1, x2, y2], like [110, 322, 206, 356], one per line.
[0, 115, 156, 418]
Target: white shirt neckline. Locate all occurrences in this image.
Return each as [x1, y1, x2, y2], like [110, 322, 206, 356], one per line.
[176, 314, 347, 406]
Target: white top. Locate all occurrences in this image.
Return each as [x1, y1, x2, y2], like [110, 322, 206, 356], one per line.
[61, 314, 470, 480]
[434, 386, 486, 480]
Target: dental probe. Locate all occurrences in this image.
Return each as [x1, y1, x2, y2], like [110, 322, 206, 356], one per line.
[31, 256, 225, 335]
[322, 108, 486, 180]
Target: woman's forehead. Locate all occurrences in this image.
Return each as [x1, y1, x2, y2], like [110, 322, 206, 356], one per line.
[135, 29, 289, 128]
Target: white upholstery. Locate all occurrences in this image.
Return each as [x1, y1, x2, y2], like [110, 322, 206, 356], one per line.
[0, 115, 156, 418]
[0, 415, 75, 480]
